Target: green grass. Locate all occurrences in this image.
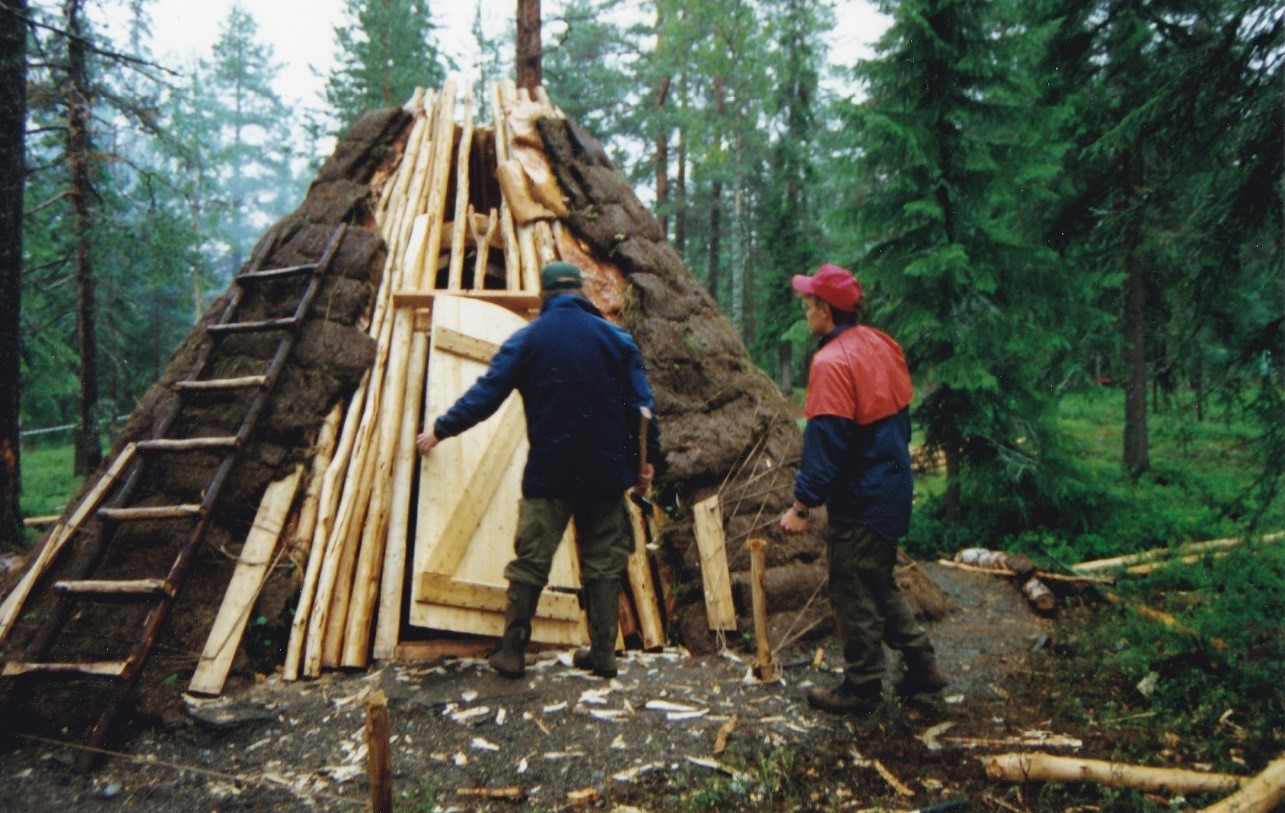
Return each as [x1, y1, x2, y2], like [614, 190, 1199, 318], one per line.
[20, 442, 84, 523]
[907, 385, 1284, 563]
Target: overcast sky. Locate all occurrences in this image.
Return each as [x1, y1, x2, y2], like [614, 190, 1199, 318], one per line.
[139, 0, 888, 110]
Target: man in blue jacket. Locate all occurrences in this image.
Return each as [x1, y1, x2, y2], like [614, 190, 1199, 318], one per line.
[779, 263, 947, 714]
[417, 261, 660, 680]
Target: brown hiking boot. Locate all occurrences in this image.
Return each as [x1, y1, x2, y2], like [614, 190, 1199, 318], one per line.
[895, 651, 949, 698]
[806, 679, 882, 715]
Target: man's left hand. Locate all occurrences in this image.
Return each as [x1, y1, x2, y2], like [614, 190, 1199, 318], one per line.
[779, 508, 809, 536]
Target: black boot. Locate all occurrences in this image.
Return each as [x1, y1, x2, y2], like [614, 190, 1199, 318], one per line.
[573, 579, 620, 677]
[894, 649, 949, 698]
[806, 678, 883, 716]
[488, 582, 541, 679]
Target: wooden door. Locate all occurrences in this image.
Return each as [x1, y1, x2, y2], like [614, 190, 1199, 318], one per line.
[410, 295, 587, 645]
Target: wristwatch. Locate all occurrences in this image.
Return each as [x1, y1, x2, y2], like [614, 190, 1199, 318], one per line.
[792, 506, 810, 519]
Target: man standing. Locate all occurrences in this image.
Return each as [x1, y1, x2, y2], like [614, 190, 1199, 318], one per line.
[417, 261, 660, 680]
[779, 263, 947, 714]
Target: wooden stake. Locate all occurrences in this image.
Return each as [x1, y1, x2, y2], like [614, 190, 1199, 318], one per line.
[289, 404, 342, 571]
[472, 207, 498, 290]
[189, 466, 302, 696]
[692, 495, 737, 631]
[747, 538, 774, 681]
[983, 752, 1245, 795]
[365, 689, 393, 813]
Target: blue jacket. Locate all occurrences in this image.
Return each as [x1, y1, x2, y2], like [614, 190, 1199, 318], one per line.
[434, 293, 660, 499]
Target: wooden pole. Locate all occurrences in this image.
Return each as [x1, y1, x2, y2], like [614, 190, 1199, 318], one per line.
[490, 82, 523, 292]
[983, 753, 1245, 796]
[1198, 753, 1285, 813]
[446, 83, 474, 291]
[748, 538, 773, 681]
[1072, 532, 1283, 573]
[288, 403, 342, 570]
[365, 689, 393, 813]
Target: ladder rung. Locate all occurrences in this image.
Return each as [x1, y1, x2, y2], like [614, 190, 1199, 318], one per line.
[52, 578, 173, 598]
[3, 660, 129, 678]
[137, 437, 238, 452]
[97, 504, 203, 521]
[235, 262, 318, 283]
[174, 375, 268, 393]
[207, 317, 299, 336]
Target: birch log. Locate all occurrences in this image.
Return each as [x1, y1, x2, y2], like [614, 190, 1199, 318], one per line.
[983, 753, 1245, 795]
[1198, 753, 1285, 813]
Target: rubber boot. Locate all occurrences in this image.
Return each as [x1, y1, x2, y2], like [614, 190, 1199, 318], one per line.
[806, 678, 883, 716]
[572, 579, 620, 677]
[488, 582, 541, 679]
[894, 649, 949, 698]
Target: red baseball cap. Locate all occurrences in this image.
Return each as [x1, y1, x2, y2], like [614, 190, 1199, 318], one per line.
[791, 263, 863, 312]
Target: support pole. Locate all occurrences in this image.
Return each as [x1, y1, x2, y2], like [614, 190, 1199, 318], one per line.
[366, 689, 393, 813]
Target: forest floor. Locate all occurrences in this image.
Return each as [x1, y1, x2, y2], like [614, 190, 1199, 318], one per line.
[0, 563, 1194, 813]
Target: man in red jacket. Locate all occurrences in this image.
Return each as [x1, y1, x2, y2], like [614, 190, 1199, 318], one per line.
[779, 263, 947, 714]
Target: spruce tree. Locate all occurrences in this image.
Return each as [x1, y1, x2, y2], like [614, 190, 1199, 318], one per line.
[838, 0, 1071, 519]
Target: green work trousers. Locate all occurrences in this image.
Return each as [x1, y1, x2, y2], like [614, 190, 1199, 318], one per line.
[503, 495, 633, 588]
[824, 517, 934, 684]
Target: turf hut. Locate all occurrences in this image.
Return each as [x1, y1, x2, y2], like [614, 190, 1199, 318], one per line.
[0, 80, 946, 759]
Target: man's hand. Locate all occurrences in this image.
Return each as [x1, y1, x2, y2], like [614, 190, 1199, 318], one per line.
[416, 428, 440, 456]
[778, 505, 810, 536]
[636, 462, 654, 494]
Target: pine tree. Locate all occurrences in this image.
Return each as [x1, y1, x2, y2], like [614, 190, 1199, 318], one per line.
[324, 0, 448, 128]
[207, 5, 297, 272]
[0, 0, 28, 545]
[838, 0, 1072, 518]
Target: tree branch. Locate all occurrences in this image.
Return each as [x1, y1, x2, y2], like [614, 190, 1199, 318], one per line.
[0, 4, 178, 78]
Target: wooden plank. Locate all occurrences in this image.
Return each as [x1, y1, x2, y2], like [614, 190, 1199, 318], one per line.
[693, 495, 737, 631]
[624, 497, 665, 649]
[188, 466, 302, 696]
[435, 326, 499, 365]
[393, 290, 541, 314]
[417, 572, 582, 621]
[394, 637, 568, 663]
[423, 396, 525, 576]
[0, 444, 136, 645]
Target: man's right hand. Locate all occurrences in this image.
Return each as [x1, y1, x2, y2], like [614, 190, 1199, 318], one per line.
[416, 428, 440, 456]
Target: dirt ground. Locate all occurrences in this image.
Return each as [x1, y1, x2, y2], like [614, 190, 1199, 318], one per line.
[0, 563, 1072, 812]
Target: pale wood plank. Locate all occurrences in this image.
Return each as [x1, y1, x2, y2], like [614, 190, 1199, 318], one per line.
[188, 466, 302, 696]
[417, 572, 582, 621]
[693, 495, 737, 631]
[624, 496, 665, 649]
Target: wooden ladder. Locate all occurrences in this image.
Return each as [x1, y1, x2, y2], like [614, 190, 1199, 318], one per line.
[2, 223, 348, 767]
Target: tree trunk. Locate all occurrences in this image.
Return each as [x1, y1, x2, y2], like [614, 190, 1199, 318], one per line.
[653, 75, 670, 237]
[516, 0, 541, 93]
[1123, 243, 1149, 476]
[67, 0, 102, 476]
[675, 102, 687, 256]
[707, 180, 722, 301]
[777, 343, 792, 394]
[0, 0, 28, 546]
